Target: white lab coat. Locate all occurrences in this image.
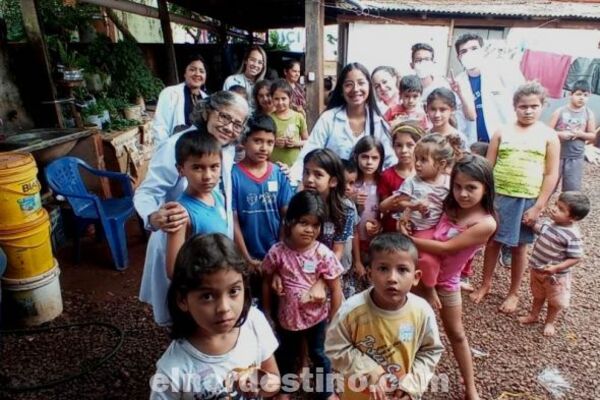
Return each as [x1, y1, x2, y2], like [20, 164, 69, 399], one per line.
[456, 61, 524, 142]
[134, 128, 235, 325]
[290, 106, 397, 183]
[151, 83, 208, 145]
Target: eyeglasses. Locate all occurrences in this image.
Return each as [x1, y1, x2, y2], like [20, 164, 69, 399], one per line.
[216, 111, 245, 133]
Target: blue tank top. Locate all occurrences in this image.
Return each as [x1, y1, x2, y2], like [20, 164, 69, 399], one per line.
[178, 190, 228, 236]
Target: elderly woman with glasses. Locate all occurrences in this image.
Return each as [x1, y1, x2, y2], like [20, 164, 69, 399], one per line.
[135, 91, 249, 326]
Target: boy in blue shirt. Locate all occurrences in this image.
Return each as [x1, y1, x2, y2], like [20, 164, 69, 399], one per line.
[166, 130, 228, 278]
[232, 114, 294, 274]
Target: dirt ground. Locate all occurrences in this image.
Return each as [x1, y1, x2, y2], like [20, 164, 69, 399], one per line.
[2, 165, 600, 399]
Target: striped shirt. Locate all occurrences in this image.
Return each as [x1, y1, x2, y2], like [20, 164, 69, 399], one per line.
[529, 220, 583, 273]
[396, 175, 450, 231]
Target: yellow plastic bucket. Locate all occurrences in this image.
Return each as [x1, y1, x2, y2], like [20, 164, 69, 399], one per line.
[0, 208, 54, 279]
[0, 152, 42, 229]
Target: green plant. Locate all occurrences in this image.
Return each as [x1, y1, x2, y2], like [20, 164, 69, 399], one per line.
[80, 102, 103, 118]
[108, 40, 164, 102]
[264, 31, 291, 52]
[56, 40, 83, 69]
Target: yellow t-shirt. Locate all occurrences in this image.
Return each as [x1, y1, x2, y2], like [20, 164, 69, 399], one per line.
[325, 290, 443, 400]
[494, 123, 555, 198]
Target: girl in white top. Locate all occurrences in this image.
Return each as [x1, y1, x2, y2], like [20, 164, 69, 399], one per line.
[223, 46, 268, 105]
[152, 54, 210, 145]
[150, 234, 280, 400]
[291, 62, 396, 183]
[135, 92, 249, 326]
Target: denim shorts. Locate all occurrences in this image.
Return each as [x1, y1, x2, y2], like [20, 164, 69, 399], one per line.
[494, 194, 536, 247]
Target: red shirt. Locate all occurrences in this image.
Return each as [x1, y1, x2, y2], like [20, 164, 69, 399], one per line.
[378, 167, 407, 233]
[384, 104, 431, 131]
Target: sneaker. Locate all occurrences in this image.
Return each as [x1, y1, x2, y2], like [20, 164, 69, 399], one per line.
[499, 246, 512, 268]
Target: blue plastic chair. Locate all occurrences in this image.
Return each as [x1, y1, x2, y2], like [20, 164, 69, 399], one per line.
[45, 157, 136, 270]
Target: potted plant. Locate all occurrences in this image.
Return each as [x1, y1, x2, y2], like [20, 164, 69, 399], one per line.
[57, 41, 84, 81]
[81, 102, 105, 129]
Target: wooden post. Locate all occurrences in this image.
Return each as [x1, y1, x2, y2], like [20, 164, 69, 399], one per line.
[305, 0, 324, 130]
[337, 22, 348, 75]
[157, 0, 178, 85]
[20, 0, 60, 127]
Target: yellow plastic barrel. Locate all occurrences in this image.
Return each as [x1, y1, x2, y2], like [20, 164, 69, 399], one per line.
[0, 209, 54, 279]
[0, 152, 42, 229]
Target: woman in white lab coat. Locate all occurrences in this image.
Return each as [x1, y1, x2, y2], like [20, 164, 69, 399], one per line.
[151, 54, 210, 145]
[290, 62, 396, 182]
[135, 91, 249, 326]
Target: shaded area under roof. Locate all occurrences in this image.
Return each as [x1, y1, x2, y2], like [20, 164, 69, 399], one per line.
[358, 0, 600, 21]
[168, 0, 340, 31]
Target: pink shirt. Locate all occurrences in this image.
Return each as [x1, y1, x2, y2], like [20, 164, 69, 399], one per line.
[262, 241, 343, 331]
[433, 213, 490, 292]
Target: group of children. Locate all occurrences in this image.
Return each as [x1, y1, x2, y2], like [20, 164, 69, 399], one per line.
[149, 78, 593, 399]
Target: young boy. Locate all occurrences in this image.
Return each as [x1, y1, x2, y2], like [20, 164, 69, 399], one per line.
[384, 75, 431, 131]
[325, 233, 443, 400]
[519, 191, 589, 336]
[232, 114, 294, 272]
[340, 159, 362, 297]
[549, 79, 597, 192]
[471, 81, 561, 314]
[166, 130, 227, 278]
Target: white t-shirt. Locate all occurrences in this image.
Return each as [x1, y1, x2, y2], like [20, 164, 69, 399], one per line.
[150, 307, 278, 400]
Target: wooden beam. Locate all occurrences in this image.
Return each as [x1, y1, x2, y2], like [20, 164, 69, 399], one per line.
[157, 0, 178, 85]
[105, 8, 137, 42]
[20, 0, 61, 127]
[337, 22, 348, 75]
[305, 0, 324, 130]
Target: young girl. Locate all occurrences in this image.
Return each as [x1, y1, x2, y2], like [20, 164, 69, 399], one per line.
[378, 123, 424, 232]
[396, 133, 460, 308]
[252, 79, 274, 116]
[270, 79, 309, 166]
[151, 233, 280, 399]
[427, 87, 469, 149]
[166, 131, 228, 279]
[401, 155, 498, 400]
[351, 136, 385, 274]
[471, 81, 560, 314]
[262, 191, 343, 400]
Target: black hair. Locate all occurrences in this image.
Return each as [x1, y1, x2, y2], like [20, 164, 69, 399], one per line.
[175, 129, 222, 166]
[368, 233, 418, 265]
[229, 85, 247, 97]
[454, 33, 484, 54]
[183, 54, 206, 77]
[167, 233, 252, 340]
[243, 114, 277, 142]
[411, 43, 435, 62]
[559, 191, 590, 221]
[341, 158, 358, 174]
[400, 75, 423, 94]
[351, 136, 385, 182]
[572, 79, 592, 94]
[469, 141, 489, 157]
[443, 154, 497, 224]
[303, 149, 347, 233]
[270, 78, 293, 98]
[327, 62, 383, 136]
[427, 87, 457, 110]
[324, 76, 335, 91]
[283, 190, 327, 238]
[252, 79, 272, 114]
[283, 59, 301, 72]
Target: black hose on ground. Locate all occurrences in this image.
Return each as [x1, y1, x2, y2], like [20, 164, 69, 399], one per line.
[0, 322, 124, 392]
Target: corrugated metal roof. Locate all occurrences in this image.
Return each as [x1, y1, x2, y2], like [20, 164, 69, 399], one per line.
[358, 0, 600, 20]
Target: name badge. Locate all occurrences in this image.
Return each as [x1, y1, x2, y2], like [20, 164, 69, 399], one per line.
[303, 260, 316, 273]
[267, 181, 278, 192]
